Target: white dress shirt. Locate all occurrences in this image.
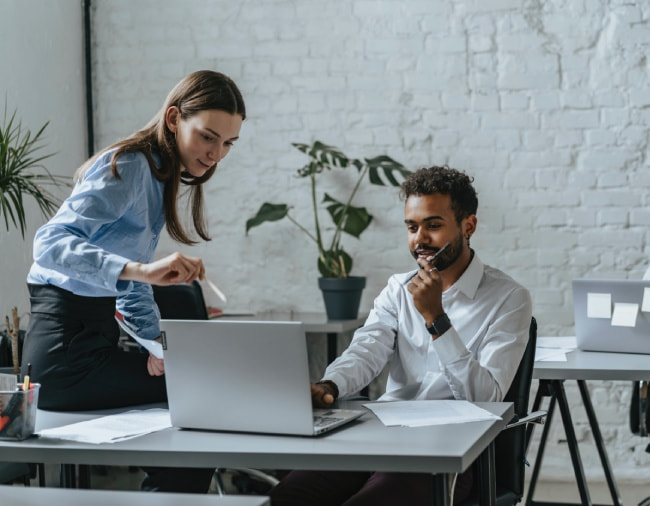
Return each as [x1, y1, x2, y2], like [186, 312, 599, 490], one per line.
[323, 253, 532, 402]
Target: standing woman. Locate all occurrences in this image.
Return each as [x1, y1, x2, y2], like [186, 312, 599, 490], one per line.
[21, 69, 245, 491]
[21, 71, 244, 490]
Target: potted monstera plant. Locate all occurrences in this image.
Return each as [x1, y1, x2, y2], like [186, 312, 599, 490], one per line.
[246, 141, 411, 319]
[0, 103, 62, 373]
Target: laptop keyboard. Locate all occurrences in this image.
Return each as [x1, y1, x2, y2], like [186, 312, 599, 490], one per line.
[313, 414, 344, 428]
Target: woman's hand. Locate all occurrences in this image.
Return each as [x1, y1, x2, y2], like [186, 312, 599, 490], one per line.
[147, 354, 165, 376]
[119, 252, 205, 286]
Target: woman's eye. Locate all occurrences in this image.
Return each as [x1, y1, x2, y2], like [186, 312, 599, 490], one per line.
[201, 134, 214, 142]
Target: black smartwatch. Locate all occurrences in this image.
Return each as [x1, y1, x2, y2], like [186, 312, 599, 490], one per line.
[426, 313, 452, 337]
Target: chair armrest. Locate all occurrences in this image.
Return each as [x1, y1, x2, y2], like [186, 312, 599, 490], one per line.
[505, 410, 546, 429]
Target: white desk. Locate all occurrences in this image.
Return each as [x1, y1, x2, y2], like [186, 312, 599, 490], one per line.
[0, 485, 269, 505]
[0, 401, 513, 506]
[530, 348, 650, 506]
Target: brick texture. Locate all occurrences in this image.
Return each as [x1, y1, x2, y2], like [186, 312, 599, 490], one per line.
[91, 0, 650, 482]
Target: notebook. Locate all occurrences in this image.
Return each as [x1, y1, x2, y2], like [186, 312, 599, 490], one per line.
[572, 278, 650, 355]
[160, 319, 366, 436]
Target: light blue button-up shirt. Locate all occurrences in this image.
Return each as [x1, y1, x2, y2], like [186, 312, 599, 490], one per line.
[27, 149, 166, 340]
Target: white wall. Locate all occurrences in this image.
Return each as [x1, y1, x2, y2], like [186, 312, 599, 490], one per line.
[89, 0, 650, 482]
[3, 0, 648, 484]
[0, 0, 86, 323]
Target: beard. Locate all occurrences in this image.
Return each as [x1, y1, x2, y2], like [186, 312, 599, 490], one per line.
[411, 231, 465, 271]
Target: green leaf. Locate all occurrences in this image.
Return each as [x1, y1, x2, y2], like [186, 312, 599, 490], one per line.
[323, 193, 372, 239]
[364, 155, 412, 186]
[0, 104, 64, 238]
[245, 203, 290, 234]
[293, 141, 350, 177]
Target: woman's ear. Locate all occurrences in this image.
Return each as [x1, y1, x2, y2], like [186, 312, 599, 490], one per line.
[165, 106, 180, 133]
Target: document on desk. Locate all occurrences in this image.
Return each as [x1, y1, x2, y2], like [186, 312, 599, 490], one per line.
[37, 409, 172, 444]
[535, 336, 577, 362]
[363, 400, 501, 428]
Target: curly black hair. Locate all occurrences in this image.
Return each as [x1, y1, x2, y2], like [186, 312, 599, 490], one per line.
[399, 165, 478, 224]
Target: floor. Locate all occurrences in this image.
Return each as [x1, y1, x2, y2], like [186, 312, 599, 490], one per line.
[12, 465, 650, 504]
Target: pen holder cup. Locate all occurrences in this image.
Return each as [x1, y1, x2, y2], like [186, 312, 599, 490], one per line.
[0, 383, 40, 440]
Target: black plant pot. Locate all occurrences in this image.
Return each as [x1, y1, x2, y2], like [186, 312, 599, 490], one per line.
[318, 276, 366, 320]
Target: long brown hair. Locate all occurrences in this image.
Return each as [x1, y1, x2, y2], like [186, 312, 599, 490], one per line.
[75, 70, 246, 244]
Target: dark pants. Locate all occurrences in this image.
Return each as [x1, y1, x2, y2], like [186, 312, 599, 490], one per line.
[21, 284, 214, 493]
[270, 468, 473, 506]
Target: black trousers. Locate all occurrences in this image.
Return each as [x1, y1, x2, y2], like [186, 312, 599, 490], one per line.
[270, 468, 474, 506]
[21, 284, 214, 493]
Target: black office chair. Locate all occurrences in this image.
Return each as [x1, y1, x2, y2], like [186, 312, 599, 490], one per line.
[152, 281, 279, 495]
[459, 317, 544, 506]
[152, 281, 209, 320]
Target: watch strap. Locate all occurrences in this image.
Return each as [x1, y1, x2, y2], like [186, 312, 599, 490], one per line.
[426, 313, 451, 336]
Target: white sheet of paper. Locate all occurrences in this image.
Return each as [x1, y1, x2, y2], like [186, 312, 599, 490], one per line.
[642, 287, 650, 312]
[535, 348, 569, 362]
[37, 409, 172, 444]
[363, 400, 501, 428]
[536, 336, 577, 349]
[115, 313, 163, 359]
[611, 302, 639, 327]
[587, 292, 612, 318]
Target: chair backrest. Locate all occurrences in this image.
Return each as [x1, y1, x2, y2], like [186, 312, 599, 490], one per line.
[458, 317, 538, 506]
[152, 281, 209, 320]
[493, 316, 538, 503]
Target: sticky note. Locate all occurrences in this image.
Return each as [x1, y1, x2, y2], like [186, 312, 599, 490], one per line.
[587, 292, 611, 318]
[642, 287, 650, 312]
[611, 302, 639, 327]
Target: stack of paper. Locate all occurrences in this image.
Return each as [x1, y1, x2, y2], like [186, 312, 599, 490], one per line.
[364, 400, 501, 428]
[37, 409, 171, 444]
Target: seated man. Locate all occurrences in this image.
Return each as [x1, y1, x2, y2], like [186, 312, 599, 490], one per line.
[271, 165, 532, 506]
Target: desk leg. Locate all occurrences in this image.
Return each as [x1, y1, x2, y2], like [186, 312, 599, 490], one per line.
[526, 388, 557, 505]
[60, 464, 76, 488]
[432, 473, 450, 506]
[577, 380, 622, 506]
[552, 379, 594, 506]
[476, 441, 496, 506]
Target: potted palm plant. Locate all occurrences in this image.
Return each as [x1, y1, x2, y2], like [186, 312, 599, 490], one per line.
[1, 103, 63, 373]
[246, 141, 411, 319]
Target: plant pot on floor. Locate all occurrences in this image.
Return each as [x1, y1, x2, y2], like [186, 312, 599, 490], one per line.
[318, 276, 366, 320]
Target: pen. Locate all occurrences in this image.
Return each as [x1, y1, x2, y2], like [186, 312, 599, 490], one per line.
[426, 242, 450, 267]
[205, 277, 227, 304]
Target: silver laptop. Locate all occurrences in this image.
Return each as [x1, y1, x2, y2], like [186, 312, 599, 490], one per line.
[160, 319, 366, 436]
[573, 278, 650, 354]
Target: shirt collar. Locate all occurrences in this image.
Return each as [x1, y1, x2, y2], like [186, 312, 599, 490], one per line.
[446, 251, 484, 299]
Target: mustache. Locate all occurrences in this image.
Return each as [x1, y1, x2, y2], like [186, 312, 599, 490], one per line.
[414, 246, 441, 255]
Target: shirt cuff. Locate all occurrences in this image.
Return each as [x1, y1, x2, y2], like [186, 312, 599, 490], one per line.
[431, 326, 466, 363]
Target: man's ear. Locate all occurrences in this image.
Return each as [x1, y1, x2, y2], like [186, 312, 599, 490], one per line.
[165, 106, 180, 133]
[463, 214, 477, 239]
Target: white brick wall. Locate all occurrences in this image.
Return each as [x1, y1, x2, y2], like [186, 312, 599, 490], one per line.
[90, 0, 650, 483]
